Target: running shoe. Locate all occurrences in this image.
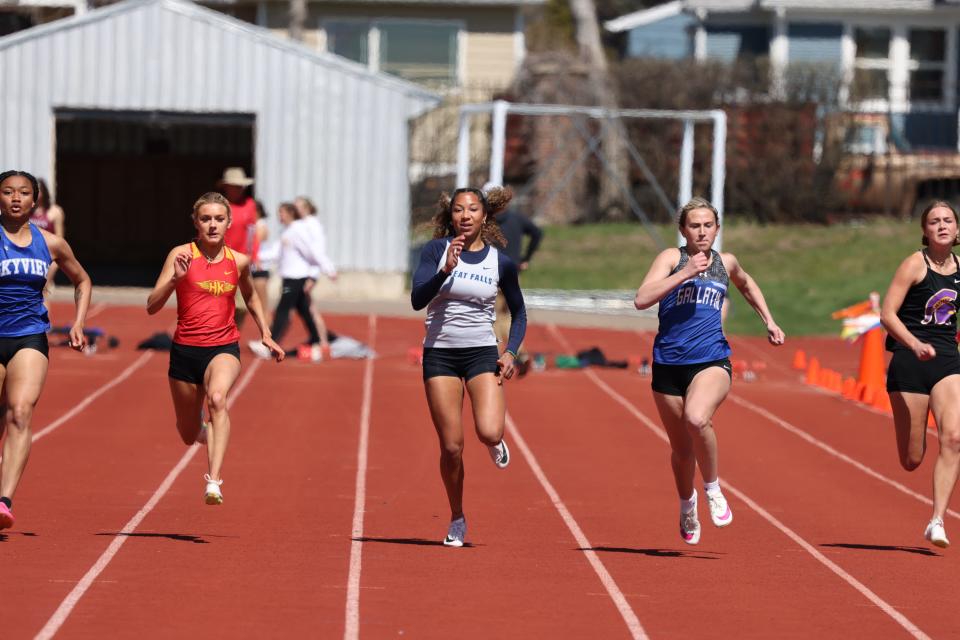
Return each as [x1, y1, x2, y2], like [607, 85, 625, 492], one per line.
[247, 340, 271, 360]
[0, 503, 14, 530]
[680, 497, 701, 545]
[706, 491, 733, 527]
[204, 474, 224, 505]
[443, 515, 466, 547]
[488, 439, 510, 469]
[924, 517, 950, 548]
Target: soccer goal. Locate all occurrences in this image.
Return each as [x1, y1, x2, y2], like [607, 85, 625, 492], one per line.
[455, 100, 728, 250]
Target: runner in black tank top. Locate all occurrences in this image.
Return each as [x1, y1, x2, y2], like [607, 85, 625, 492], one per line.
[881, 200, 960, 549]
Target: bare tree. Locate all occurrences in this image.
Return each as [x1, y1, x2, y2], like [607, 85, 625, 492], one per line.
[568, 0, 629, 220]
[289, 0, 307, 42]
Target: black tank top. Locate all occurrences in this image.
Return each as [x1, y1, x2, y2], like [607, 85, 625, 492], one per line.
[886, 250, 960, 353]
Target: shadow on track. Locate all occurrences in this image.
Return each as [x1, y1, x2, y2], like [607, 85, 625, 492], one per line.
[821, 542, 939, 557]
[96, 532, 213, 544]
[353, 536, 476, 548]
[0, 531, 38, 542]
[582, 546, 722, 560]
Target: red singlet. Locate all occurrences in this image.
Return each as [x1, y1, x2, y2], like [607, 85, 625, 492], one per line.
[223, 197, 257, 256]
[173, 243, 241, 347]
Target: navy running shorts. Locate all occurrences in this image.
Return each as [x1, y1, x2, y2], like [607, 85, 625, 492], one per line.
[422, 345, 500, 382]
[652, 357, 732, 396]
[0, 333, 49, 367]
[886, 349, 960, 394]
[168, 342, 241, 385]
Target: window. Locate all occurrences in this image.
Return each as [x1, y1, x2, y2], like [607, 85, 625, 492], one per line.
[380, 23, 458, 86]
[909, 29, 946, 102]
[851, 27, 890, 102]
[322, 19, 460, 88]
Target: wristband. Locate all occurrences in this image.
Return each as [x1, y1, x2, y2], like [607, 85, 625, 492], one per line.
[505, 349, 518, 359]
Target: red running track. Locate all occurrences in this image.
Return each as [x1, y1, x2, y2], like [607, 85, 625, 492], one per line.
[2, 304, 957, 639]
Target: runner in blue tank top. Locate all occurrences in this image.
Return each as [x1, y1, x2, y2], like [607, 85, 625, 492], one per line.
[0, 170, 92, 530]
[635, 197, 784, 545]
[880, 200, 960, 548]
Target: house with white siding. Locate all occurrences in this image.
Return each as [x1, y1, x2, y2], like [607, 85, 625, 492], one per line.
[605, 0, 960, 150]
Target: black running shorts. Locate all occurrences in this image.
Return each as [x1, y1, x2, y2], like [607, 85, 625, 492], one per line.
[0, 333, 48, 367]
[422, 345, 500, 382]
[168, 342, 241, 385]
[886, 349, 960, 394]
[652, 358, 732, 397]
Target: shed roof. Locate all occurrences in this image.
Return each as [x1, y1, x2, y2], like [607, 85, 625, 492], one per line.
[0, 0, 440, 103]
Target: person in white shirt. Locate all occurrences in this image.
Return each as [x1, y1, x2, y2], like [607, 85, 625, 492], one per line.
[248, 202, 329, 359]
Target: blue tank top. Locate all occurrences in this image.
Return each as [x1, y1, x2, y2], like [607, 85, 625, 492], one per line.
[653, 249, 731, 365]
[0, 223, 52, 337]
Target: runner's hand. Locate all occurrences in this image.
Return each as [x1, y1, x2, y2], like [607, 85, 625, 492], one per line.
[497, 351, 516, 385]
[444, 235, 465, 274]
[172, 251, 192, 281]
[682, 251, 709, 278]
[913, 341, 936, 361]
[767, 323, 785, 346]
[68, 324, 87, 352]
[262, 336, 285, 362]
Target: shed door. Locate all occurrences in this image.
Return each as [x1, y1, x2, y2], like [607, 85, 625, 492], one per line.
[54, 110, 255, 286]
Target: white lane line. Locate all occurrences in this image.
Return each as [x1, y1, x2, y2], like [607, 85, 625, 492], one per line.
[727, 394, 960, 520]
[34, 358, 263, 640]
[85, 302, 108, 320]
[505, 412, 649, 640]
[344, 315, 377, 640]
[33, 351, 155, 444]
[548, 324, 930, 640]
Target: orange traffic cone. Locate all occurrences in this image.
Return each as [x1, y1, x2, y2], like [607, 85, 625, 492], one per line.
[805, 357, 821, 385]
[873, 388, 893, 413]
[792, 349, 807, 370]
[842, 377, 858, 399]
[858, 328, 886, 392]
[860, 383, 877, 406]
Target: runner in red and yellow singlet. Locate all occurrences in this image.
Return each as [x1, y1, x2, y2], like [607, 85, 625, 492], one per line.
[148, 192, 283, 506]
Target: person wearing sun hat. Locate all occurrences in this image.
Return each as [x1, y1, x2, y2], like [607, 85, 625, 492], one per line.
[218, 167, 258, 258]
[218, 168, 259, 327]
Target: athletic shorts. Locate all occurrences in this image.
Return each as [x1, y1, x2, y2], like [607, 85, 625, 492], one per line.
[422, 345, 500, 381]
[251, 269, 270, 279]
[652, 357, 732, 396]
[886, 349, 960, 394]
[168, 341, 240, 385]
[0, 333, 49, 367]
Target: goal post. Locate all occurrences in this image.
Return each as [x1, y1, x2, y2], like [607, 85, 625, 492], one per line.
[455, 100, 728, 250]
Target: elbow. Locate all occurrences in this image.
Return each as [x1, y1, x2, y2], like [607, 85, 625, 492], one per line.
[880, 311, 895, 332]
[634, 295, 653, 311]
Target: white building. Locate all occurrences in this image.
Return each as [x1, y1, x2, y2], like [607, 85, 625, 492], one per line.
[0, 0, 439, 292]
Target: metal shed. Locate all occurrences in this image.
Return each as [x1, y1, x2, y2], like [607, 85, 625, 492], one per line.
[0, 0, 439, 286]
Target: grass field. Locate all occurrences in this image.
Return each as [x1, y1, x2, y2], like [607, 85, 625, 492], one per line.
[520, 218, 921, 336]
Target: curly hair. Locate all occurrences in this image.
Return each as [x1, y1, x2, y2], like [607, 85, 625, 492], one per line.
[431, 185, 512, 248]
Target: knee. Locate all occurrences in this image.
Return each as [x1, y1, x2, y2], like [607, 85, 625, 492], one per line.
[207, 391, 228, 414]
[899, 454, 922, 472]
[440, 441, 464, 462]
[683, 412, 710, 433]
[5, 402, 33, 431]
[941, 429, 960, 453]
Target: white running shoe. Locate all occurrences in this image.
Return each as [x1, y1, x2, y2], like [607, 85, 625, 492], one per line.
[680, 509, 701, 545]
[924, 517, 950, 548]
[488, 440, 510, 469]
[247, 340, 271, 360]
[706, 491, 733, 527]
[443, 515, 466, 547]
[204, 474, 223, 505]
